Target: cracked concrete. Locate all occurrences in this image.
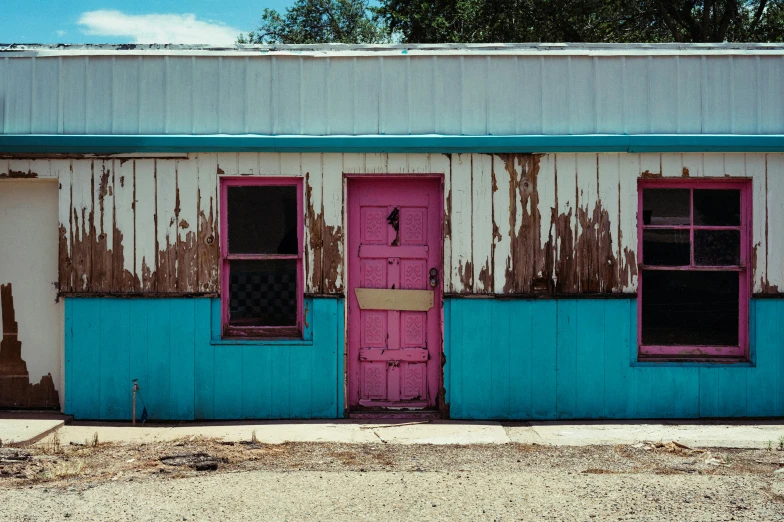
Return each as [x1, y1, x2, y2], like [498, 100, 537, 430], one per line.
[10, 419, 784, 449]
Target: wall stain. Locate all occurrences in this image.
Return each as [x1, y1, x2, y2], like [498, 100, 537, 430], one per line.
[305, 172, 344, 294]
[458, 260, 474, 291]
[1, 170, 38, 179]
[0, 283, 59, 409]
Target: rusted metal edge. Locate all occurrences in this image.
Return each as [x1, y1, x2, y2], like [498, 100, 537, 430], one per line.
[443, 292, 637, 299]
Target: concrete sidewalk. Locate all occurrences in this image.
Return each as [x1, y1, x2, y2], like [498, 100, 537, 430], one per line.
[0, 412, 67, 446]
[17, 419, 784, 449]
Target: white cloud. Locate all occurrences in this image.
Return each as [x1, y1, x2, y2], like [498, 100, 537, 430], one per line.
[77, 10, 242, 45]
[56, 30, 67, 38]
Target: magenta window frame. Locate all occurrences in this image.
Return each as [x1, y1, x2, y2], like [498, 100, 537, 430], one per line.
[637, 178, 752, 361]
[220, 177, 304, 339]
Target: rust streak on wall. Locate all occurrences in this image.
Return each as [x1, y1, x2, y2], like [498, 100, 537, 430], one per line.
[0, 284, 59, 409]
[92, 164, 113, 292]
[458, 260, 474, 292]
[501, 154, 553, 293]
[305, 172, 324, 293]
[197, 188, 220, 293]
[322, 223, 344, 294]
[498, 153, 636, 295]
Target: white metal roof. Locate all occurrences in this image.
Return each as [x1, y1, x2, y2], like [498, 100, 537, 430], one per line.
[1, 43, 783, 136]
[2, 43, 784, 57]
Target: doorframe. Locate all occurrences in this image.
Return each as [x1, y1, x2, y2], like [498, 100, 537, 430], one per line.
[342, 173, 446, 418]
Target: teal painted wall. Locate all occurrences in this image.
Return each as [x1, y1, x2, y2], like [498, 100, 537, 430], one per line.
[445, 298, 784, 419]
[65, 296, 784, 420]
[64, 297, 344, 420]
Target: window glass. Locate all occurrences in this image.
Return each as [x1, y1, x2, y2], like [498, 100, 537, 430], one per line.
[228, 259, 298, 327]
[227, 186, 298, 254]
[642, 189, 690, 226]
[694, 230, 740, 266]
[642, 229, 690, 266]
[641, 270, 739, 347]
[694, 189, 740, 226]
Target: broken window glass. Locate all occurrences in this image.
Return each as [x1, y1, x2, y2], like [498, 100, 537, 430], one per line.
[641, 270, 739, 347]
[227, 185, 298, 255]
[642, 188, 690, 226]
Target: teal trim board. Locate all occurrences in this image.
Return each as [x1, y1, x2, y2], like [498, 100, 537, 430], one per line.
[64, 297, 344, 420]
[444, 298, 784, 420]
[2, 134, 784, 154]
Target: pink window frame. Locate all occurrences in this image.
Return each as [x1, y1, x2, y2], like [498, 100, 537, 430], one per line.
[220, 177, 304, 339]
[637, 178, 752, 360]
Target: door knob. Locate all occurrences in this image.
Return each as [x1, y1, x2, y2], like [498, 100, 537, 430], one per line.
[429, 268, 439, 288]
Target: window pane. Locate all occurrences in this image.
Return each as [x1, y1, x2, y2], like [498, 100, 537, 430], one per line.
[229, 259, 297, 327]
[642, 189, 690, 226]
[694, 230, 741, 266]
[642, 229, 690, 266]
[227, 186, 298, 254]
[641, 270, 739, 347]
[694, 189, 740, 226]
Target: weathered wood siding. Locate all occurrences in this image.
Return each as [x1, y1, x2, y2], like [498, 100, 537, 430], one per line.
[53, 152, 782, 296]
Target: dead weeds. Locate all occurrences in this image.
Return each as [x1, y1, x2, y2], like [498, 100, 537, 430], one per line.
[0, 436, 780, 489]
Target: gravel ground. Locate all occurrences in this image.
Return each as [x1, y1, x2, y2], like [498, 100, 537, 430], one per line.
[1, 438, 783, 521]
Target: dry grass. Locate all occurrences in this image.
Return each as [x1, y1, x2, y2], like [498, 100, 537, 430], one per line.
[41, 459, 86, 480]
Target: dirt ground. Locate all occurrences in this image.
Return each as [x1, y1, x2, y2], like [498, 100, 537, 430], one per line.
[1, 434, 783, 520]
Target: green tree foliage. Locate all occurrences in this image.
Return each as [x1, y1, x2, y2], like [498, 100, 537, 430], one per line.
[238, 0, 385, 44]
[375, 0, 784, 43]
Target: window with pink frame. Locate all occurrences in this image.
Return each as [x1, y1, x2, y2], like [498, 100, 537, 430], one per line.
[638, 179, 751, 360]
[220, 177, 304, 339]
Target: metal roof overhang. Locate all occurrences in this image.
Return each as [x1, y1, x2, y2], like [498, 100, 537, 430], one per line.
[0, 134, 782, 154]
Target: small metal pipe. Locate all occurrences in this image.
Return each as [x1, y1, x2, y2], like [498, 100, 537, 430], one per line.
[132, 379, 139, 426]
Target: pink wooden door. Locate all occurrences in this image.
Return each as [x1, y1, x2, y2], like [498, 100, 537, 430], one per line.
[347, 178, 442, 411]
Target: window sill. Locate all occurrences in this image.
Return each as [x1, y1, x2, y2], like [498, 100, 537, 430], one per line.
[632, 359, 753, 368]
[210, 337, 314, 346]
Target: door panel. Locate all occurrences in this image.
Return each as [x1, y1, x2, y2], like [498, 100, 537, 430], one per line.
[348, 178, 442, 411]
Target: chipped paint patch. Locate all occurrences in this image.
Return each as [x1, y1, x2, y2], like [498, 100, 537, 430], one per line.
[305, 171, 344, 294]
[0, 283, 59, 409]
[1, 170, 38, 179]
[495, 153, 637, 295]
[60, 160, 219, 294]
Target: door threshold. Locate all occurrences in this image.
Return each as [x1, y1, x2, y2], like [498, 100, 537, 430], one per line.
[349, 410, 441, 420]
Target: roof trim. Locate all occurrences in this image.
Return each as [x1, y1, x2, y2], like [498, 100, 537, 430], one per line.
[3, 43, 784, 57]
[0, 134, 782, 154]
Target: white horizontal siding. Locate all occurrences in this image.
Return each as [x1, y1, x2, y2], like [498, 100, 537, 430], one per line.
[1, 54, 783, 136]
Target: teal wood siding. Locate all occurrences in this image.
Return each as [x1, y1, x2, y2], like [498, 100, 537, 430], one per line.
[445, 298, 784, 420]
[64, 297, 344, 420]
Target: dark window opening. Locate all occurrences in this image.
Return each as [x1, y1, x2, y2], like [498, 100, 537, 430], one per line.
[641, 270, 739, 347]
[222, 180, 302, 338]
[227, 185, 298, 255]
[229, 259, 297, 327]
[639, 182, 748, 360]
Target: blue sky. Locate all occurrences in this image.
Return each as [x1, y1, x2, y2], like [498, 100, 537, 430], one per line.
[1, 1, 299, 45]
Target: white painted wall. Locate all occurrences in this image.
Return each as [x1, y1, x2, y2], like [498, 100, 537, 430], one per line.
[0, 180, 63, 403]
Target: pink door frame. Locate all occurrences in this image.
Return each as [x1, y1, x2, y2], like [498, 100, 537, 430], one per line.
[345, 174, 445, 416]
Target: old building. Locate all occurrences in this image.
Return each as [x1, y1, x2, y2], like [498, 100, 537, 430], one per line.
[1, 43, 783, 420]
